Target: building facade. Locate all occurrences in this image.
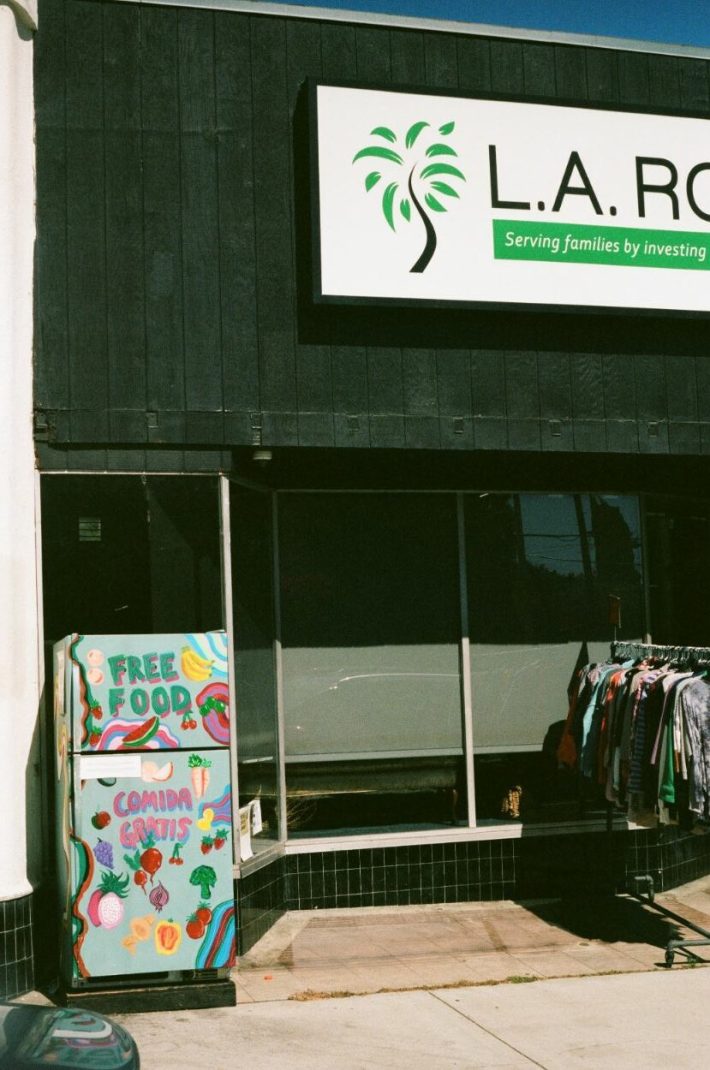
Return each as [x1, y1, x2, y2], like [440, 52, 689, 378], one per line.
[3, 0, 710, 997]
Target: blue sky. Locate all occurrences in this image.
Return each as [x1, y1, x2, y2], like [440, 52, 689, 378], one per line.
[282, 1, 710, 48]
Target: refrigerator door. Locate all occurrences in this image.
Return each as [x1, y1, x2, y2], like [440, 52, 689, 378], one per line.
[67, 633, 230, 752]
[68, 750, 235, 979]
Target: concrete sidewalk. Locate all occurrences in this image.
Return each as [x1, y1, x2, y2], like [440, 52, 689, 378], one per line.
[112, 876, 710, 1068]
[232, 877, 710, 1003]
[119, 967, 710, 1069]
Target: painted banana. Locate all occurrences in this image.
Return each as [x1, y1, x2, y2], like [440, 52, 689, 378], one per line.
[181, 646, 213, 681]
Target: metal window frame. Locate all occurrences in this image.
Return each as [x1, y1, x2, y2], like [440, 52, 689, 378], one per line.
[225, 476, 288, 878]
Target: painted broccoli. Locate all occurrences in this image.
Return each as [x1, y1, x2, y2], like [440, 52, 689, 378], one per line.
[189, 864, 217, 900]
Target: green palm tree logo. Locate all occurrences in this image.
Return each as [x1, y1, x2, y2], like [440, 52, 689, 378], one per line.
[352, 119, 466, 273]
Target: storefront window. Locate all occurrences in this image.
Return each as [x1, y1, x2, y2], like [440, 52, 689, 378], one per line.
[278, 493, 465, 836]
[465, 493, 643, 824]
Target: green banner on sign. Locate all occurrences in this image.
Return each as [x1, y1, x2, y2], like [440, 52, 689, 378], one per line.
[492, 219, 710, 270]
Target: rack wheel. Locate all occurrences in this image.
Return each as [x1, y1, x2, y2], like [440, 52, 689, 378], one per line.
[665, 949, 675, 968]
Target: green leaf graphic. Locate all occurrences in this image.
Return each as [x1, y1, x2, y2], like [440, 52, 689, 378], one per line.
[353, 146, 404, 165]
[431, 180, 460, 198]
[425, 143, 458, 158]
[420, 162, 466, 181]
[371, 126, 397, 143]
[425, 193, 447, 213]
[382, 182, 399, 230]
[405, 121, 429, 149]
[353, 116, 465, 273]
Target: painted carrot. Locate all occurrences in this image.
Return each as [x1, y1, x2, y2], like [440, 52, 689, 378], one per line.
[188, 754, 212, 799]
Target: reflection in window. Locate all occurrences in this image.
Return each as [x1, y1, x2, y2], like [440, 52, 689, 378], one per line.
[646, 496, 710, 645]
[466, 493, 643, 644]
[465, 493, 643, 825]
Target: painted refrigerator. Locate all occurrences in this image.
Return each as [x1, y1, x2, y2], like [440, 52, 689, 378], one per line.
[54, 633, 236, 985]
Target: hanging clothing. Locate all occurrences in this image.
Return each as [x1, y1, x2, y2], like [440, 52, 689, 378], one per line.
[557, 644, 710, 828]
[681, 677, 710, 818]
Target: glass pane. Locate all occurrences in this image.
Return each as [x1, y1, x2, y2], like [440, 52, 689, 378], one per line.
[465, 492, 643, 824]
[41, 476, 221, 641]
[145, 478, 223, 632]
[230, 484, 281, 856]
[645, 496, 710, 645]
[466, 493, 643, 645]
[279, 493, 465, 836]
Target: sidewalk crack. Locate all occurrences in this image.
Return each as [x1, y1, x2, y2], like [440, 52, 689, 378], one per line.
[426, 990, 549, 1069]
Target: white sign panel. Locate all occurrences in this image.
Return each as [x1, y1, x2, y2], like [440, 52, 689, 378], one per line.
[313, 83, 710, 314]
[78, 753, 142, 780]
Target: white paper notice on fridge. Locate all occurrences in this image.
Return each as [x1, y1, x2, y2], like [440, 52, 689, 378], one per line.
[239, 805, 253, 861]
[250, 798, 263, 835]
[79, 754, 142, 780]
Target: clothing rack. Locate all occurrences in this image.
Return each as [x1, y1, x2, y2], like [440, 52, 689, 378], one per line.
[609, 639, 710, 966]
[611, 640, 710, 669]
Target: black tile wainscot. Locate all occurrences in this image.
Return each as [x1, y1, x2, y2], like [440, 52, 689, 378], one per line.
[283, 842, 517, 911]
[236, 860, 288, 955]
[0, 895, 34, 1000]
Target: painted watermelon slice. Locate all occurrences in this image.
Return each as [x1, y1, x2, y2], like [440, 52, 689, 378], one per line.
[122, 715, 160, 748]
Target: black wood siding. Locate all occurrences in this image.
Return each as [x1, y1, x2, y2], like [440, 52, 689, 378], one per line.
[34, 0, 710, 458]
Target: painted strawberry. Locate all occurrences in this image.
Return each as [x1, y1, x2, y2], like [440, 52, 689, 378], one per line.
[200, 836, 214, 854]
[87, 871, 130, 929]
[213, 828, 229, 850]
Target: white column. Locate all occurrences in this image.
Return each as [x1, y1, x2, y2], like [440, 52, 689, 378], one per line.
[0, 0, 40, 902]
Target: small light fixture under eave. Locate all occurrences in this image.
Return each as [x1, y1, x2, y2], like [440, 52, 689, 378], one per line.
[252, 449, 273, 465]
